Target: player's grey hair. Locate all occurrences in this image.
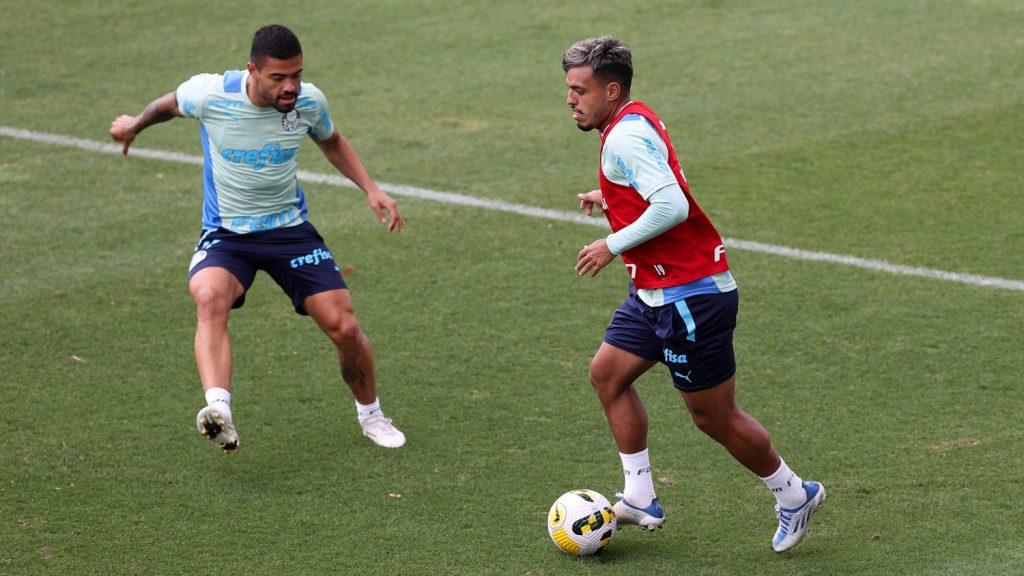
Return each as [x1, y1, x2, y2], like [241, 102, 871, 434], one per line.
[561, 36, 633, 93]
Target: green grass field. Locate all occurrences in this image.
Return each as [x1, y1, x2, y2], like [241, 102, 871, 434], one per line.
[2, 1, 1022, 574]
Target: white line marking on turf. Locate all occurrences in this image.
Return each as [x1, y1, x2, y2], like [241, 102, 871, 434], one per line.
[3, 126, 1022, 293]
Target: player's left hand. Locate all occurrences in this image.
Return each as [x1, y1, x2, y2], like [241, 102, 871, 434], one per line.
[367, 189, 405, 233]
[576, 238, 615, 277]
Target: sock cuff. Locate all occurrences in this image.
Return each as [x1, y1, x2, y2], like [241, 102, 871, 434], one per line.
[205, 387, 231, 406]
[619, 448, 653, 476]
[760, 459, 791, 482]
[356, 398, 381, 419]
[619, 448, 650, 459]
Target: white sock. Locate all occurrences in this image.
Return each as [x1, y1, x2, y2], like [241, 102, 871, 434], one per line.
[356, 398, 381, 421]
[620, 449, 657, 508]
[761, 459, 806, 509]
[204, 387, 232, 420]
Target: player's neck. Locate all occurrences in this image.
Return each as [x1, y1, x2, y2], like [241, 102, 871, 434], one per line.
[245, 74, 269, 108]
[599, 99, 633, 134]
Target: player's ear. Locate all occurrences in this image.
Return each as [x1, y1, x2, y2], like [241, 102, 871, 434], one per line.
[606, 81, 622, 102]
[246, 61, 257, 75]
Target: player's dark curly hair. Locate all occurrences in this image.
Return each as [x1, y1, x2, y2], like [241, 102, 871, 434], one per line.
[562, 36, 633, 95]
[250, 24, 303, 68]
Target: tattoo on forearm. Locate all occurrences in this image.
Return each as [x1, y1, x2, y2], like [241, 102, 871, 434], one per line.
[135, 96, 177, 132]
[138, 106, 175, 129]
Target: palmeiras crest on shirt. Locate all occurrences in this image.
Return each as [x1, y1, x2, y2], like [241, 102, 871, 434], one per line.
[281, 109, 301, 131]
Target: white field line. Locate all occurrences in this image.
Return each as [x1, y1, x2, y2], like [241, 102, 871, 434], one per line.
[3, 125, 1022, 293]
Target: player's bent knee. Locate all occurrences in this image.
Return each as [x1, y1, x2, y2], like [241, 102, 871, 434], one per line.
[587, 362, 611, 391]
[587, 367, 628, 404]
[325, 317, 363, 348]
[689, 410, 729, 440]
[190, 285, 234, 319]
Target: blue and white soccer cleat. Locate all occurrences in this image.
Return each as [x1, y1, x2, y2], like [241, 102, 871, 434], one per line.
[772, 481, 826, 552]
[612, 493, 666, 530]
[196, 405, 239, 454]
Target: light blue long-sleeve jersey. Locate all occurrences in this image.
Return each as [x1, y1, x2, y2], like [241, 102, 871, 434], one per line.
[602, 113, 735, 306]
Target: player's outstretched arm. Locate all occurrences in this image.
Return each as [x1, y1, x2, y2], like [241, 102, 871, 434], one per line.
[109, 91, 181, 156]
[315, 130, 405, 233]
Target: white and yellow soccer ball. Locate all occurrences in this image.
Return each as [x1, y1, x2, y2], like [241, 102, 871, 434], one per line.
[547, 489, 617, 556]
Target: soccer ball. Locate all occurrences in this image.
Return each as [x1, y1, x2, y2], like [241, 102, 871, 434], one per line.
[547, 489, 617, 556]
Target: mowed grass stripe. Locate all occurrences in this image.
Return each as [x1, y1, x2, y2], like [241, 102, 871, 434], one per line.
[3, 125, 1022, 293]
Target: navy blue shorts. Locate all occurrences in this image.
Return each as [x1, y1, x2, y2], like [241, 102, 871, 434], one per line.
[187, 221, 347, 315]
[604, 288, 738, 392]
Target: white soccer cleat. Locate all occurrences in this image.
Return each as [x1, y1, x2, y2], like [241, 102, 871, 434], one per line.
[196, 405, 239, 454]
[612, 494, 666, 530]
[359, 413, 406, 448]
[772, 481, 826, 552]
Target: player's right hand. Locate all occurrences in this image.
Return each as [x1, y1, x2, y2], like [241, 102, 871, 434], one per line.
[578, 189, 604, 216]
[109, 115, 138, 156]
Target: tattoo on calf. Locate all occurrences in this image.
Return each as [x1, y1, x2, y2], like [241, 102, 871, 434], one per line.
[341, 362, 367, 389]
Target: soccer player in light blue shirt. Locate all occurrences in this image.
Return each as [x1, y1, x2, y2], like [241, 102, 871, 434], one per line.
[110, 24, 407, 452]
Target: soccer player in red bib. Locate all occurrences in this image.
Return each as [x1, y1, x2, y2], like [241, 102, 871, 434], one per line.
[563, 36, 825, 552]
